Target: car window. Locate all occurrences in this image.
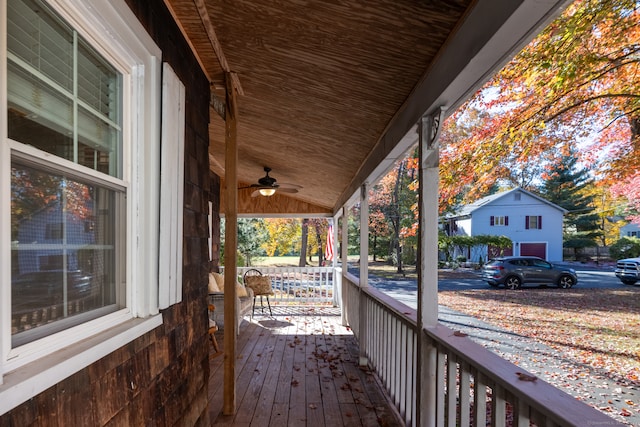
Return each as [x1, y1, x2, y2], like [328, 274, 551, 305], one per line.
[532, 259, 551, 268]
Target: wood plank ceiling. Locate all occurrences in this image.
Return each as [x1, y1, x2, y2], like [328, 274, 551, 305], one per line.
[163, 0, 559, 216]
[164, 0, 471, 216]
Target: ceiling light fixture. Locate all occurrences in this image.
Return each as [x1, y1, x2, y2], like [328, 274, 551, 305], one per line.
[258, 188, 276, 196]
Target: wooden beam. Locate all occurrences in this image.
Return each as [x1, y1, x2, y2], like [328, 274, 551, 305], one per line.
[162, 0, 211, 82]
[223, 72, 238, 415]
[193, 0, 244, 95]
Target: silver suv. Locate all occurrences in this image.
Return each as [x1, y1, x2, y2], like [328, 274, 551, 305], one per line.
[482, 256, 578, 290]
[614, 258, 640, 285]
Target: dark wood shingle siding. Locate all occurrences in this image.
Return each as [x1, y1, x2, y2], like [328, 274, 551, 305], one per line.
[3, 0, 212, 425]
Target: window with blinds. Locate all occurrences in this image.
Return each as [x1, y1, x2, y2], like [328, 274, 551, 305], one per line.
[7, 0, 122, 177]
[6, 0, 125, 347]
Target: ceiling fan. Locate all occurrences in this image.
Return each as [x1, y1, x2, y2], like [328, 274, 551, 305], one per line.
[240, 167, 302, 197]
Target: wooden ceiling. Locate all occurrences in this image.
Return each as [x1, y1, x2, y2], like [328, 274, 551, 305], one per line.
[164, 0, 570, 217]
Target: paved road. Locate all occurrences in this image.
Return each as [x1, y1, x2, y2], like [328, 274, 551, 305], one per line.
[439, 267, 624, 291]
[370, 266, 626, 296]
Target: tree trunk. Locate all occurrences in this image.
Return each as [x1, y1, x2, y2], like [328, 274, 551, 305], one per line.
[299, 219, 308, 267]
[372, 234, 377, 262]
[392, 161, 405, 274]
[314, 222, 324, 266]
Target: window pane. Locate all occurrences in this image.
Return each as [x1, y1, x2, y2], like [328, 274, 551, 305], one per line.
[7, 0, 74, 92]
[11, 162, 122, 346]
[7, 0, 123, 178]
[8, 61, 74, 160]
[77, 40, 121, 120]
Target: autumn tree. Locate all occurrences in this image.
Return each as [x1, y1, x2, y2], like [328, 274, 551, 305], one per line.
[263, 218, 301, 256]
[369, 172, 394, 261]
[371, 157, 418, 273]
[439, 0, 639, 212]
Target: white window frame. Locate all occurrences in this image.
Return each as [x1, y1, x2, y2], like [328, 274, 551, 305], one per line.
[0, 0, 165, 413]
[494, 216, 507, 226]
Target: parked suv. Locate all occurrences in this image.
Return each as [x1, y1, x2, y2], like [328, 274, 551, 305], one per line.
[482, 256, 578, 290]
[614, 258, 640, 285]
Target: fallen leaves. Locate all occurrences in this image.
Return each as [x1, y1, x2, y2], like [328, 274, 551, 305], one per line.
[439, 287, 640, 425]
[516, 372, 537, 382]
[439, 288, 640, 389]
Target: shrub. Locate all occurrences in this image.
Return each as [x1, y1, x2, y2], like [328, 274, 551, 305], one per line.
[609, 237, 640, 259]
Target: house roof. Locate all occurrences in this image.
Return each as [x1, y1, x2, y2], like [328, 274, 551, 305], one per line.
[446, 187, 569, 219]
[164, 0, 571, 216]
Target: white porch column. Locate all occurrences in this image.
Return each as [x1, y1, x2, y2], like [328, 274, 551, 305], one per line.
[358, 183, 369, 366]
[340, 206, 349, 326]
[331, 213, 341, 308]
[417, 107, 445, 427]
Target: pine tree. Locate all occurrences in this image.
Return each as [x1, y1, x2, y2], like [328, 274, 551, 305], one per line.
[538, 154, 602, 260]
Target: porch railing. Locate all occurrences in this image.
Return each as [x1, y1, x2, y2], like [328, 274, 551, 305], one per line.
[221, 266, 335, 304]
[343, 273, 621, 427]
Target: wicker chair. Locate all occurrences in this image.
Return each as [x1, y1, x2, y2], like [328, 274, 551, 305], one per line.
[243, 268, 274, 316]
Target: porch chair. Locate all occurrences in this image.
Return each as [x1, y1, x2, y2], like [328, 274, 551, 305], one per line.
[243, 269, 274, 316]
[207, 303, 222, 358]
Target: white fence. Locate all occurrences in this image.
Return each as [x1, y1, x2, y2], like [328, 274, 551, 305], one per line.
[221, 266, 336, 304]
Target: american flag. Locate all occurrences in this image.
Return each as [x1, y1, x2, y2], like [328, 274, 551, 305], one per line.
[324, 224, 334, 261]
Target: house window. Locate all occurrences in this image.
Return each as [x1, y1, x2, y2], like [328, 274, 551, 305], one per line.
[2, 0, 165, 394]
[490, 216, 509, 226]
[7, 0, 124, 347]
[629, 231, 638, 237]
[525, 215, 542, 229]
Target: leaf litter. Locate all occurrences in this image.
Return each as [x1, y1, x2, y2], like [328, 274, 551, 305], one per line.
[439, 287, 640, 425]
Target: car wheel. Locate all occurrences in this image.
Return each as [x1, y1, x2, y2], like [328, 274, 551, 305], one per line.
[621, 279, 637, 285]
[504, 276, 521, 290]
[557, 275, 575, 289]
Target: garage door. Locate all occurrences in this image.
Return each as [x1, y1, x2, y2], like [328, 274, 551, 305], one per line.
[520, 243, 546, 259]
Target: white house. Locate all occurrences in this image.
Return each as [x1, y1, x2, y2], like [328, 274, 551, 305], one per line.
[443, 188, 567, 262]
[620, 222, 640, 238]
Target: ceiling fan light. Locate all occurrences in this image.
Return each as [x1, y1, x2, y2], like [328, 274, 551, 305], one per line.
[259, 188, 276, 196]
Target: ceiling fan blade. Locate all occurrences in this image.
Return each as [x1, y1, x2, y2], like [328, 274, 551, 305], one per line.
[277, 187, 298, 194]
[278, 183, 302, 189]
[250, 189, 262, 197]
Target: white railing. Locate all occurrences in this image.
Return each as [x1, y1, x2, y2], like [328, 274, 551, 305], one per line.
[221, 266, 335, 304]
[343, 274, 621, 427]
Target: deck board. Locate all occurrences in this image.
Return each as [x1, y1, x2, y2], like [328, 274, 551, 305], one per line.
[208, 306, 403, 426]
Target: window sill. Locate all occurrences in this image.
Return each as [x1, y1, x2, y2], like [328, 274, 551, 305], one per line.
[0, 314, 162, 415]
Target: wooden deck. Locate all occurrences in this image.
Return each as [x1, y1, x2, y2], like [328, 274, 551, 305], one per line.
[208, 305, 403, 426]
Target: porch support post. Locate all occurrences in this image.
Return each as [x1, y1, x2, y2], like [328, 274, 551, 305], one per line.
[331, 212, 340, 307]
[416, 107, 445, 427]
[223, 73, 239, 415]
[341, 206, 348, 326]
[358, 183, 369, 366]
